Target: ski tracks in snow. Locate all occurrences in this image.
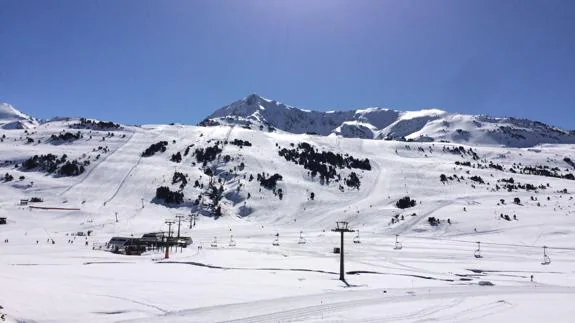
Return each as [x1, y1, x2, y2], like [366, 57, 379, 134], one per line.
[120, 285, 575, 323]
[95, 294, 168, 314]
[391, 200, 452, 236]
[102, 154, 143, 205]
[209, 286, 573, 323]
[59, 129, 159, 205]
[59, 130, 137, 196]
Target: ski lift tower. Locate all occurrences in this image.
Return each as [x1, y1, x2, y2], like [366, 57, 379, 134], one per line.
[332, 221, 354, 283]
[175, 215, 185, 239]
[189, 213, 198, 229]
[164, 219, 175, 259]
[474, 241, 483, 259]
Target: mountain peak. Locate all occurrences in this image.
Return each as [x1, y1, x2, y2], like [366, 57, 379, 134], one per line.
[0, 103, 30, 120]
[0, 102, 38, 129]
[200, 95, 575, 148]
[243, 93, 269, 106]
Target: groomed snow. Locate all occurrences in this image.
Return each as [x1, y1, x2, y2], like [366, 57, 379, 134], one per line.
[1, 120, 575, 322]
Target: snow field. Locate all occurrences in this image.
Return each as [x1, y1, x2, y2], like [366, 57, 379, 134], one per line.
[1, 121, 575, 322]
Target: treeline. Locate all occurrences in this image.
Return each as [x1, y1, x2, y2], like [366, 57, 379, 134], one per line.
[155, 186, 183, 204]
[21, 154, 86, 177]
[278, 142, 370, 184]
[50, 131, 82, 143]
[194, 144, 222, 164]
[172, 171, 188, 190]
[442, 145, 479, 160]
[229, 139, 252, 147]
[142, 141, 168, 157]
[519, 165, 574, 180]
[257, 173, 283, 190]
[71, 118, 121, 130]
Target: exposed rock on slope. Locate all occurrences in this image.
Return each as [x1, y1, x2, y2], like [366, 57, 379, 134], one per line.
[201, 94, 575, 147]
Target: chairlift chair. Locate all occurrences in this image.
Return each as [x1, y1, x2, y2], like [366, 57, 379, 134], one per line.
[297, 231, 306, 245]
[474, 241, 483, 258]
[394, 234, 403, 250]
[272, 233, 280, 246]
[210, 236, 218, 248]
[353, 230, 361, 244]
[541, 246, 551, 265]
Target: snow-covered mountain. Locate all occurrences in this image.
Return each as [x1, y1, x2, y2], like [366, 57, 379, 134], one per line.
[2, 100, 575, 322]
[0, 103, 38, 129]
[201, 94, 575, 148]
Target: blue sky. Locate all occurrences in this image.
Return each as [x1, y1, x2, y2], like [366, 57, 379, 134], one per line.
[1, 0, 574, 128]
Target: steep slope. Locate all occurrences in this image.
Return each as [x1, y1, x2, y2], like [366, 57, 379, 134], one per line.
[202, 94, 356, 135]
[0, 103, 38, 129]
[201, 94, 575, 147]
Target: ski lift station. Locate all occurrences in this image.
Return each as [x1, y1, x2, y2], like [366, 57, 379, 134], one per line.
[140, 232, 165, 246]
[105, 237, 145, 255]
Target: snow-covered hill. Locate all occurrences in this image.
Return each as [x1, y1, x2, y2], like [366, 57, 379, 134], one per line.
[201, 94, 575, 148]
[0, 103, 38, 129]
[1, 101, 575, 322]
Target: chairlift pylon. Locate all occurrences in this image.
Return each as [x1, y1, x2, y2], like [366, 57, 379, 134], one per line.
[353, 230, 361, 244]
[474, 241, 482, 258]
[298, 230, 306, 245]
[394, 234, 402, 250]
[541, 246, 551, 265]
[272, 233, 280, 246]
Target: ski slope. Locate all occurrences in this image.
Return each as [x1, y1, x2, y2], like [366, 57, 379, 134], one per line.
[1, 120, 575, 322]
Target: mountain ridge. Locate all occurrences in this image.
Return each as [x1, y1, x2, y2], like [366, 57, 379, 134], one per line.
[2, 96, 574, 148]
[0, 102, 38, 129]
[201, 94, 575, 148]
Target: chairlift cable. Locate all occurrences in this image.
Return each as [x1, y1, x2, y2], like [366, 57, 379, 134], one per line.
[401, 235, 575, 252]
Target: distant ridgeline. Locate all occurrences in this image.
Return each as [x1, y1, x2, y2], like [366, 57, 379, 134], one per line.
[200, 94, 575, 148]
[70, 118, 121, 130]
